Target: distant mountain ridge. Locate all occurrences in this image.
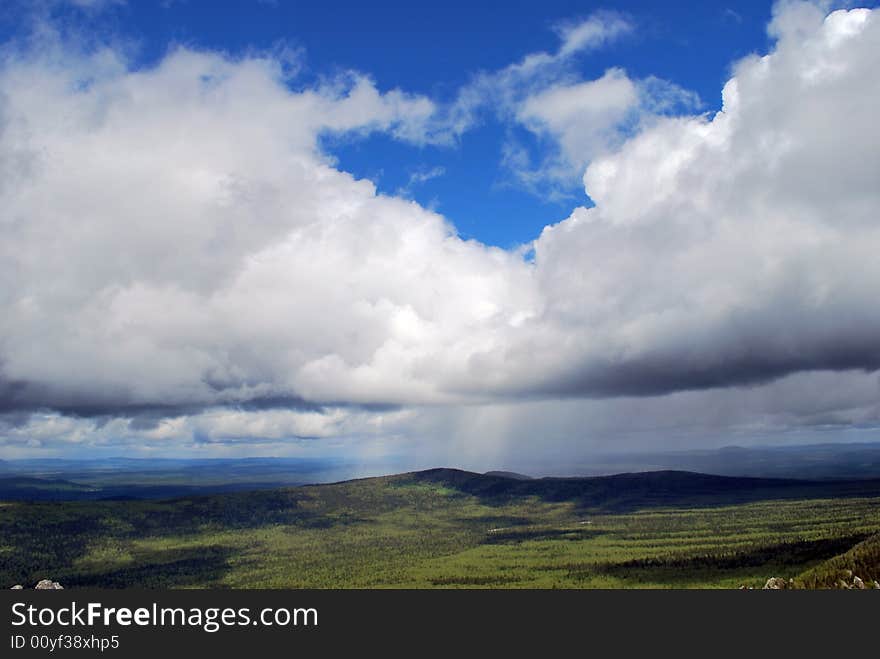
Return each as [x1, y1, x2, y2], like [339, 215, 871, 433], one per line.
[5, 462, 880, 504]
[4, 441, 880, 481]
[4, 441, 880, 502]
[546, 441, 880, 481]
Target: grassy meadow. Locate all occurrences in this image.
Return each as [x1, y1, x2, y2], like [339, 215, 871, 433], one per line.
[1, 469, 879, 589]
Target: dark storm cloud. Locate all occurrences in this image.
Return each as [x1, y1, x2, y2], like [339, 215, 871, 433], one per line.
[539, 324, 880, 399]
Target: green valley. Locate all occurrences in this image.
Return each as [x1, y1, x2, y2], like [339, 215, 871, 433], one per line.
[2, 469, 879, 589]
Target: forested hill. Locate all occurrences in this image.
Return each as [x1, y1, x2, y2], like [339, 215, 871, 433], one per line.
[401, 468, 880, 512]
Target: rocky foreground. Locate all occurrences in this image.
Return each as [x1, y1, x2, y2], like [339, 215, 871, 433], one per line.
[9, 577, 880, 590]
[10, 579, 64, 590]
[750, 574, 880, 589]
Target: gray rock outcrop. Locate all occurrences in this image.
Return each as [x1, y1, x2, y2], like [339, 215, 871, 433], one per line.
[763, 577, 788, 589]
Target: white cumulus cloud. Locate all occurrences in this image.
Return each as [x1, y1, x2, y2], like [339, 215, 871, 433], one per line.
[1, 3, 880, 458]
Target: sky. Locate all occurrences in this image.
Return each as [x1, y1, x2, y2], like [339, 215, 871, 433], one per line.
[1, 0, 879, 472]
